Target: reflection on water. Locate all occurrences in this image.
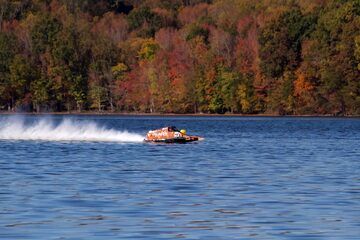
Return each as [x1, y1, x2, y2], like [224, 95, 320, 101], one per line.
[0, 115, 359, 239]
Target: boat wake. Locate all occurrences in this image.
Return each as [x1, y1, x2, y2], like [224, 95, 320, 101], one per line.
[0, 117, 144, 143]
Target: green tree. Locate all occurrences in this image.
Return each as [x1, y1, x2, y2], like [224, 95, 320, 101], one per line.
[303, 1, 360, 114]
[267, 71, 296, 115]
[259, 8, 314, 79]
[51, 16, 91, 111]
[30, 77, 51, 112]
[217, 65, 240, 113]
[355, 35, 360, 70]
[88, 36, 118, 111]
[0, 32, 18, 110]
[186, 24, 209, 43]
[30, 14, 62, 54]
[8, 55, 37, 109]
[127, 6, 162, 37]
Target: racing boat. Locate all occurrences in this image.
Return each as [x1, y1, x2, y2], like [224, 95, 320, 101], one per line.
[144, 126, 201, 143]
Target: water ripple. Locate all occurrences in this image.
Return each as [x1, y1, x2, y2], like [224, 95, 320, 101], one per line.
[0, 116, 359, 239]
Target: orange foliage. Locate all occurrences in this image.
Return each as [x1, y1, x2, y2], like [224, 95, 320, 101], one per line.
[294, 71, 314, 97]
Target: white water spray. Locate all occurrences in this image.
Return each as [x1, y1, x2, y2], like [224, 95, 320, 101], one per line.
[0, 117, 144, 142]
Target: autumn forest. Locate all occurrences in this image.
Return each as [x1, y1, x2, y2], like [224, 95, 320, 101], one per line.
[0, 0, 359, 115]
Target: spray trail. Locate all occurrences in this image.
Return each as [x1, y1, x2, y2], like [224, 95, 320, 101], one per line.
[0, 117, 144, 142]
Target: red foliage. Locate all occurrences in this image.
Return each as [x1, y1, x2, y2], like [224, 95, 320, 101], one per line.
[178, 3, 209, 25]
[92, 12, 128, 42]
[155, 28, 176, 51]
[236, 16, 259, 76]
[1, 20, 19, 32]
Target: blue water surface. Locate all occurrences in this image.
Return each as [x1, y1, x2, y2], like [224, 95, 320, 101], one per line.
[0, 115, 359, 239]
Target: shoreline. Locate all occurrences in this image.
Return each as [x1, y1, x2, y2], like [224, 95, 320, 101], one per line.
[0, 111, 359, 118]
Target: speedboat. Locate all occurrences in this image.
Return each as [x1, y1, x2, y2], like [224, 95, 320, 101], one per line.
[144, 126, 201, 143]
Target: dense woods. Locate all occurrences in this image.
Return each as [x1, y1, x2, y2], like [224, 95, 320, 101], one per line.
[0, 0, 359, 115]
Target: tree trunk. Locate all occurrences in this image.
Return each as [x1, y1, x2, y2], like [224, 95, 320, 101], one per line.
[67, 100, 71, 112]
[150, 98, 154, 113]
[11, 95, 14, 111]
[109, 96, 114, 112]
[183, 0, 190, 6]
[77, 102, 82, 113]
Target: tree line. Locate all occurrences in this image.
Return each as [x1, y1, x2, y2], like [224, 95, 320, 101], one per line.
[0, 0, 359, 115]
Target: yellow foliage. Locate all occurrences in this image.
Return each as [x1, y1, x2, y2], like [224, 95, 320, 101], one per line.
[129, 37, 146, 50]
[355, 35, 360, 70]
[237, 84, 251, 113]
[138, 38, 159, 61]
[111, 63, 128, 79]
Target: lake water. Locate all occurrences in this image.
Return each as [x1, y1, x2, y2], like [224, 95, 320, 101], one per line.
[0, 115, 359, 239]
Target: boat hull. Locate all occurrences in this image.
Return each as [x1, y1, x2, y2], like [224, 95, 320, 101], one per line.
[144, 126, 201, 143]
[145, 136, 199, 143]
